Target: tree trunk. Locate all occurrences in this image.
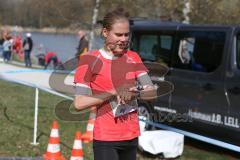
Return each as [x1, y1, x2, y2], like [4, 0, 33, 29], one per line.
[89, 0, 100, 51]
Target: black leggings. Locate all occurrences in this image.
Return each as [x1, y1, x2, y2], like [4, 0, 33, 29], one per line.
[93, 138, 138, 160]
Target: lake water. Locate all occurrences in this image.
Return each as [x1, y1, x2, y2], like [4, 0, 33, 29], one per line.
[17, 32, 104, 63]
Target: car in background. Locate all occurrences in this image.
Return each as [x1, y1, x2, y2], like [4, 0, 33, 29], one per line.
[130, 19, 240, 153]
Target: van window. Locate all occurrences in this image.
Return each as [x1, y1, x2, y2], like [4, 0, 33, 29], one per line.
[173, 31, 226, 72]
[131, 33, 173, 66]
[139, 35, 158, 61]
[161, 35, 172, 50]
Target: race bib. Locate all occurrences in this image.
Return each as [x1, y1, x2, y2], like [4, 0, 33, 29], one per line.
[110, 98, 138, 117]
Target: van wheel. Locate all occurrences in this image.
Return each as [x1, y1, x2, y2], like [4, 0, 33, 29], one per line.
[138, 102, 154, 130]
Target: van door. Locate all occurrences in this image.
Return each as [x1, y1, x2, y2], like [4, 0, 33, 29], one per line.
[131, 30, 175, 118]
[170, 27, 230, 138]
[224, 28, 240, 146]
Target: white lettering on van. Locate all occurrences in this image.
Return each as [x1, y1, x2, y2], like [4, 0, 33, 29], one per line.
[224, 116, 239, 128]
[188, 110, 240, 128]
[211, 113, 223, 124]
[150, 76, 164, 81]
[188, 110, 212, 122]
[154, 106, 176, 113]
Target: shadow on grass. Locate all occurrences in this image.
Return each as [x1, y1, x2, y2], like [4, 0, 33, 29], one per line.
[3, 106, 72, 150]
[184, 137, 240, 159]
[137, 148, 179, 160]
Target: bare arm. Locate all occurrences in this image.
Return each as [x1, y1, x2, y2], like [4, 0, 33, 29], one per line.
[135, 73, 157, 100]
[116, 73, 157, 103]
[74, 90, 116, 110]
[74, 72, 157, 110]
[138, 85, 158, 100]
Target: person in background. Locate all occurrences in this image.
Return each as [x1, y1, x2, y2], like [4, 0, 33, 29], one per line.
[2, 35, 13, 62]
[0, 30, 5, 57]
[13, 35, 23, 56]
[44, 51, 59, 69]
[23, 33, 33, 67]
[75, 30, 89, 60]
[74, 8, 157, 160]
[36, 44, 46, 66]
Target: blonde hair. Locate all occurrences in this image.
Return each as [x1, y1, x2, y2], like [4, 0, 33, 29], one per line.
[102, 8, 130, 31]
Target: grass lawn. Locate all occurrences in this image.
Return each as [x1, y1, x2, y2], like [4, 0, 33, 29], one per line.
[0, 79, 93, 159]
[0, 79, 238, 160]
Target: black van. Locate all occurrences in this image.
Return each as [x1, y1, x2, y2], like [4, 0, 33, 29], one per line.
[130, 19, 240, 152]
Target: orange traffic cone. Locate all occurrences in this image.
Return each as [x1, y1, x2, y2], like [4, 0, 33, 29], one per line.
[82, 107, 96, 143]
[43, 121, 65, 160]
[70, 131, 84, 160]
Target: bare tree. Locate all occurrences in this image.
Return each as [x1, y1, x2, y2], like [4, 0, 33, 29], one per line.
[2, 0, 240, 28]
[182, 0, 190, 24]
[89, 0, 101, 50]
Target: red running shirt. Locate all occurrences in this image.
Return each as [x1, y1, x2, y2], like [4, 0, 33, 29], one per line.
[45, 51, 58, 64]
[74, 49, 148, 141]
